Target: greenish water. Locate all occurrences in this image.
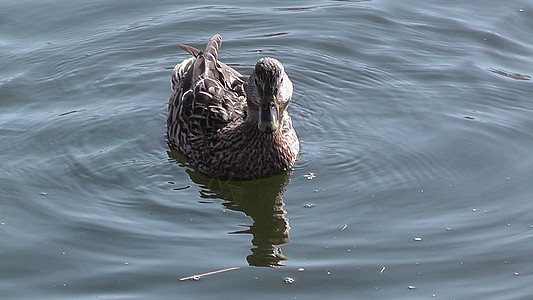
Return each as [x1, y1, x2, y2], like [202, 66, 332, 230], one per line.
[2, 0, 533, 299]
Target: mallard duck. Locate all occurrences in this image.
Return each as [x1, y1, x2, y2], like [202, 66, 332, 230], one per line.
[167, 34, 299, 179]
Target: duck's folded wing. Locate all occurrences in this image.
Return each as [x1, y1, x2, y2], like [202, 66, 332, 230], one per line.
[170, 34, 246, 139]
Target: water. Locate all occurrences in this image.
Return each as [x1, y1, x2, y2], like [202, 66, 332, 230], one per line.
[1, 0, 533, 298]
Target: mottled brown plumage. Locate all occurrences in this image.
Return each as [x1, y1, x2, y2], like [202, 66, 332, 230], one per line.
[167, 34, 299, 180]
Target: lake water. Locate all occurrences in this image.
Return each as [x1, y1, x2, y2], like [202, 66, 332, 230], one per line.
[1, 0, 533, 299]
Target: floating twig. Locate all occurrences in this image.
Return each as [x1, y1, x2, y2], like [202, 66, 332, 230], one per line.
[179, 267, 240, 281]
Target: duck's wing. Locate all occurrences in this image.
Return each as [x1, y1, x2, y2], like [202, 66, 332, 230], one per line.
[168, 34, 247, 147]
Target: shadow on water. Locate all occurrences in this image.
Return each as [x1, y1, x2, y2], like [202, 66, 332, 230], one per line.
[167, 149, 291, 268]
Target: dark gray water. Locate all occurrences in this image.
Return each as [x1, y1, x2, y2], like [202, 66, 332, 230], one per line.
[2, 0, 533, 298]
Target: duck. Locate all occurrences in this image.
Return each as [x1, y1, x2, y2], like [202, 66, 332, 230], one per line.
[167, 34, 299, 180]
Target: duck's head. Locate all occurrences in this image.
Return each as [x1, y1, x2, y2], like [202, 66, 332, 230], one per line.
[245, 57, 293, 133]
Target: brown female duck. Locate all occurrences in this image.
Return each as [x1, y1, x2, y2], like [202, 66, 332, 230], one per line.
[167, 34, 299, 179]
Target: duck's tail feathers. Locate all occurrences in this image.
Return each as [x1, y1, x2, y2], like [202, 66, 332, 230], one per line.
[204, 34, 222, 61]
[179, 44, 201, 57]
[203, 34, 222, 78]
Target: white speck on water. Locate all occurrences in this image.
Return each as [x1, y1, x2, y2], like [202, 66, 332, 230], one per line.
[304, 172, 316, 180]
[62, 252, 66, 255]
[380, 266, 386, 274]
[124, 262, 129, 265]
[420, 189, 424, 193]
[514, 272, 519, 276]
[327, 271, 331, 275]
[304, 203, 315, 208]
[40, 192, 47, 196]
[414, 237, 422, 241]
[341, 224, 348, 231]
[446, 227, 452, 231]
[313, 190, 319, 193]
[472, 208, 477, 212]
[519, 8, 524, 12]
[298, 268, 305, 272]
[1, 222, 4, 226]
[408, 285, 416, 290]
[192, 275, 201, 281]
[283, 277, 294, 284]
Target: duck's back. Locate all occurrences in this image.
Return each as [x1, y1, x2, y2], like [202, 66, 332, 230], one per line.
[167, 34, 246, 157]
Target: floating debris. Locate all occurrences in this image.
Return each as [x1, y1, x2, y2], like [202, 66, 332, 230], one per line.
[408, 285, 416, 290]
[124, 262, 129, 265]
[514, 272, 519, 276]
[179, 267, 240, 281]
[298, 268, 305, 272]
[59, 110, 81, 116]
[283, 277, 295, 284]
[304, 172, 316, 180]
[341, 224, 348, 231]
[472, 208, 477, 212]
[304, 203, 315, 208]
[414, 237, 422, 241]
[446, 227, 452, 231]
[40, 192, 47, 196]
[488, 68, 531, 81]
[380, 266, 386, 274]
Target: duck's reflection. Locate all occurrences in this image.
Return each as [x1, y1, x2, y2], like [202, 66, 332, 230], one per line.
[168, 150, 291, 267]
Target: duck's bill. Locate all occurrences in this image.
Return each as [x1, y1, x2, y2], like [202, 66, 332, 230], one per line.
[258, 97, 279, 133]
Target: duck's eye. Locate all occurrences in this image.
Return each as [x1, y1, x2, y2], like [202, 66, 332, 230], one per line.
[254, 78, 259, 85]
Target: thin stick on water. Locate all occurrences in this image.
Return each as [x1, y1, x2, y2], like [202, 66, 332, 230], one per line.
[179, 267, 240, 281]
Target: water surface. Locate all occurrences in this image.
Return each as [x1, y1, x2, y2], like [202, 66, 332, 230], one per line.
[1, 0, 533, 299]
